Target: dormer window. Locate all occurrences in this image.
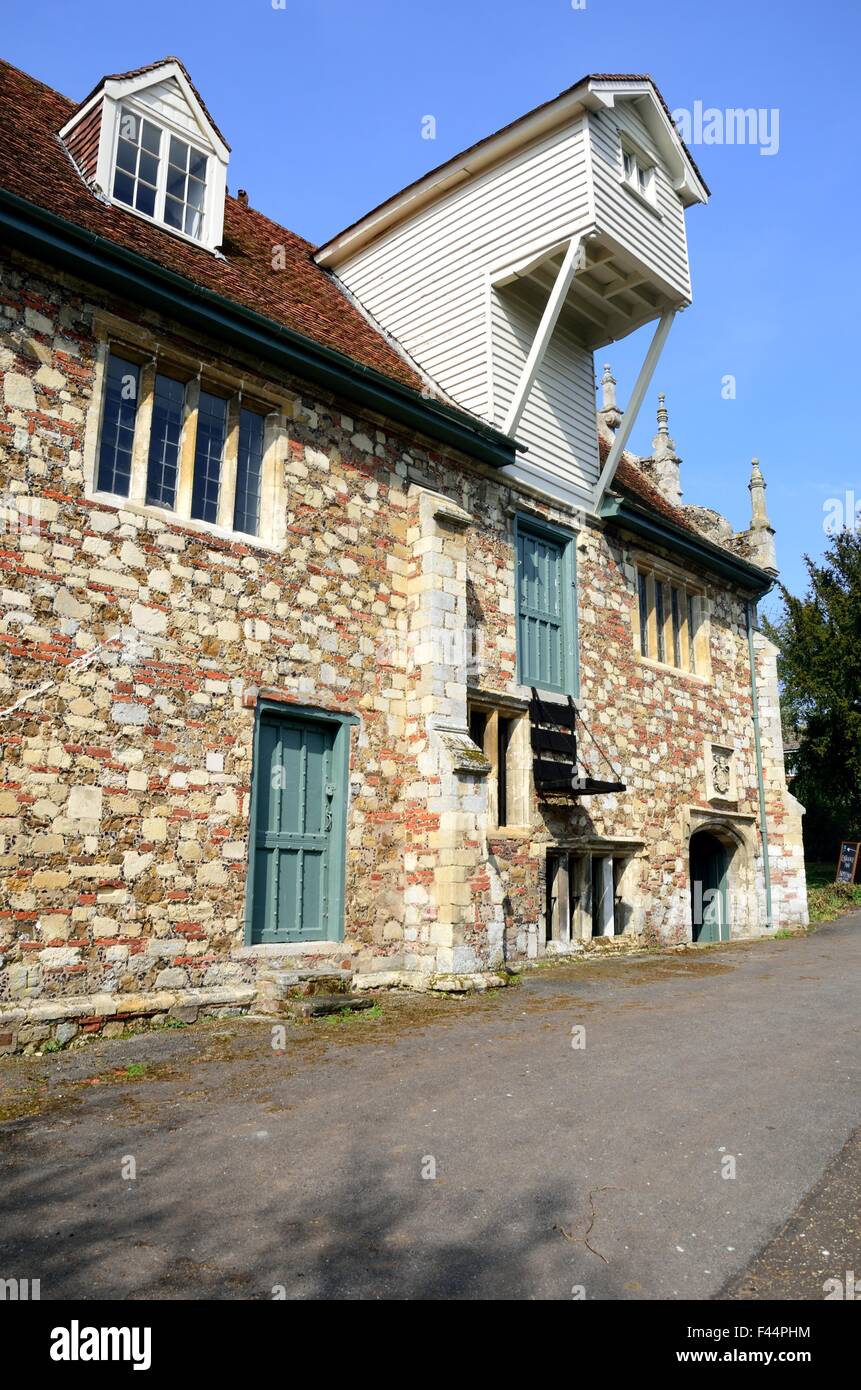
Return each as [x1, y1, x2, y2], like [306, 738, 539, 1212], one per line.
[111, 106, 209, 241]
[621, 146, 656, 205]
[60, 58, 229, 253]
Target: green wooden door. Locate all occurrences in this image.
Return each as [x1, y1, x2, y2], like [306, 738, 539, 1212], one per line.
[517, 526, 564, 690]
[690, 833, 728, 943]
[249, 710, 344, 944]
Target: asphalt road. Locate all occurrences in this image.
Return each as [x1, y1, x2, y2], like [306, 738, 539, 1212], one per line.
[1, 915, 860, 1301]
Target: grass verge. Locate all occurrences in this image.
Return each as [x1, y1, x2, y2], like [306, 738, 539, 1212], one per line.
[806, 861, 861, 922]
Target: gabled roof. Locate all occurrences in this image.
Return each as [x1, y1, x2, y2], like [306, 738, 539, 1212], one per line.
[73, 56, 231, 150]
[317, 73, 709, 268]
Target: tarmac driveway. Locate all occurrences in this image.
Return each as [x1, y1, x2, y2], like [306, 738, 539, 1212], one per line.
[1, 915, 860, 1300]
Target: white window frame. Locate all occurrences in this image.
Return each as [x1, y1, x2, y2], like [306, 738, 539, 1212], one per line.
[105, 98, 217, 249]
[83, 334, 289, 553]
[620, 140, 658, 209]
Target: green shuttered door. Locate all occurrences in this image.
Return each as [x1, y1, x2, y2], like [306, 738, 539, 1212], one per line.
[517, 526, 565, 691]
[250, 711, 344, 944]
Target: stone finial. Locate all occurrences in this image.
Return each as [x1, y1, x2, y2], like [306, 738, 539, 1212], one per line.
[749, 458, 771, 527]
[598, 363, 622, 432]
[747, 458, 777, 572]
[647, 392, 682, 508]
[652, 393, 674, 455]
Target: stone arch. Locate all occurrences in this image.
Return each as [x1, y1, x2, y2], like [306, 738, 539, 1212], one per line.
[686, 812, 759, 941]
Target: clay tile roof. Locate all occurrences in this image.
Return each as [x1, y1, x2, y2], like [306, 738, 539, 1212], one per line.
[599, 434, 703, 536]
[76, 55, 231, 151]
[607, 445, 771, 581]
[0, 59, 424, 393]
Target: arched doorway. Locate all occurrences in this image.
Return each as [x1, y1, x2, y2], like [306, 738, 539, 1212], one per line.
[689, 830, 729, 942]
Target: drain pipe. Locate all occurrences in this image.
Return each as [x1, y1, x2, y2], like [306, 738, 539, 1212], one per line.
[746, 600, 774, 929]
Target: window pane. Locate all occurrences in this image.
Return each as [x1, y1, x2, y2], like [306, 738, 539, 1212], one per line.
[671, 586, 682, 667]
[191, 390, 227, 524]
[118, 108, 139, 143]
[166, 165, 186, 198]
[187, 176, 206, 211]
[688, 595, 698, 673]
[655, 581, 665, 662]
[138, 151, 159, 187]
[233, 408, 265, 535]
[115, 139, 137, 175]
[637, 571, 650, 658]
[169, 136, 189, 170]
[96, 353, 139, 497]
[184, 205, 203, 238]
[141, 120, 162, 155]
[146, 373, 185, 510]
[135, 182, 156, 217]
[163, 196, 184, 228]
[189, 148, 207, 179]
[112, 169, 135, 206]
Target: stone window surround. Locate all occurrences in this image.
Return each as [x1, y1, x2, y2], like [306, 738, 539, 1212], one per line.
[83, 312, 291, 551]
[631, 551, 711, 681]
[544, 839, 644, 946]
[466, 690, 532, 833]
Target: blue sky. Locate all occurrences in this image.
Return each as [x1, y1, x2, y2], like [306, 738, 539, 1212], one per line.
[5, 0, 857, 611]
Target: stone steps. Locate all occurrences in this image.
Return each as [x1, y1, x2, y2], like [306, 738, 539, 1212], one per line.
[256, 965, 354, 1014]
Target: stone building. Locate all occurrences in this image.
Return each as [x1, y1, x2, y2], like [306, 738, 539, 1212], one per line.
[0, 59, 806, 1048]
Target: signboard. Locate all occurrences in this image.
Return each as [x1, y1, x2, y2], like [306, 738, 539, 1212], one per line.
[836, 841, 861, 884]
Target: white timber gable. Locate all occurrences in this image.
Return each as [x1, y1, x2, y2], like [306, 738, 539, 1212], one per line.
[317, 76, 708, 513]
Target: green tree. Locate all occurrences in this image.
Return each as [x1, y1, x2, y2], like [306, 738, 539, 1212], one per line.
[763, 530, 861, 859]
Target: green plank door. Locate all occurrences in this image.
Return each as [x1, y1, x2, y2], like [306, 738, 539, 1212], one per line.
[691, 835, 727, 944]
[518, 528, 564, 691]
[251, 714, 341, 943]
